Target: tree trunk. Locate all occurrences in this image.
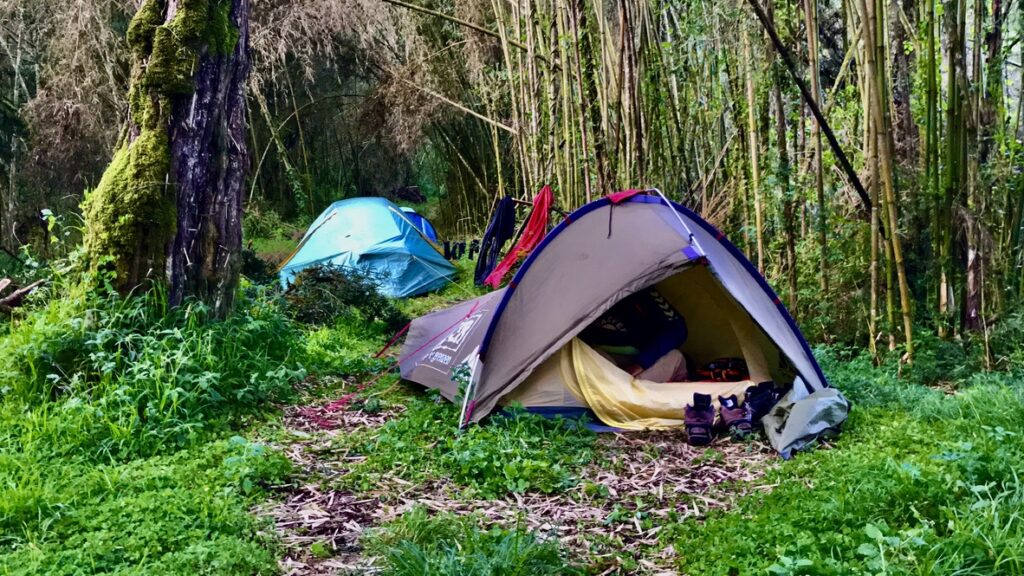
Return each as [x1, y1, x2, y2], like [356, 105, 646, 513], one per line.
[979, 0, 1003, 163]
[924, 0, 940, 320]
[82, 0, 250, 316]
[1, 9, 27, 252]
[774, 78, 797, 315]
[940, 0, 968, 337]
[766, 0, 796, 316]
[890, 0, 918, 165]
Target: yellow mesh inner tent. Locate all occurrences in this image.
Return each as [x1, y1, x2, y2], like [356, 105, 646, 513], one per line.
[501, 265, 792, 429]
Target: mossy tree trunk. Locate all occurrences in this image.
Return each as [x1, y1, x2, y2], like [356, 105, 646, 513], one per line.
[82, 0, 249, 316]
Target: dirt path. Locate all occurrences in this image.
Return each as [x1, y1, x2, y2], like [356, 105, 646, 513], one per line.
[257, 390, 777, 575]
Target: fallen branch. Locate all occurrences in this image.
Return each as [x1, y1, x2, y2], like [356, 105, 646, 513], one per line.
[0, 278, 46, 313]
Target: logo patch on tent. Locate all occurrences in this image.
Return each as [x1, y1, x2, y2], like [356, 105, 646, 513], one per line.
[420, 312, 486, 374]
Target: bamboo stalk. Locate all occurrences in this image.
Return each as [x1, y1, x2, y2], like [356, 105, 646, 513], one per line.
[742, 25, 765, 272]
[395, 76, 517, 135]
[745, 0, 873, 213]
[804, 0, 828, 294]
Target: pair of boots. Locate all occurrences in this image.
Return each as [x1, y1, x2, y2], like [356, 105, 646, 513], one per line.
[683, 382, 779, 446]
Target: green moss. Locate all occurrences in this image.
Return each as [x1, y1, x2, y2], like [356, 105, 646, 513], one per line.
[141, 0, 240, 94]
[145, 25, 199, 94]
[82, 127, 176, 287]
[126, 0, 165, 57]
[208, 0, 241, 55]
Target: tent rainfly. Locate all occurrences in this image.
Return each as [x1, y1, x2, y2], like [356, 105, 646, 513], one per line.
[280, 197, 455, 298]
[399, 191, 848, 457]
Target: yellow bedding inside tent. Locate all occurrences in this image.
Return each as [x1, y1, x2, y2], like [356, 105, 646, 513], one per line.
[559, 338, 752, 430]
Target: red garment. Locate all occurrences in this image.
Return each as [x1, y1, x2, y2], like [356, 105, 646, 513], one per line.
[607, 189, 646, 204]
[484, 185, 554, 288]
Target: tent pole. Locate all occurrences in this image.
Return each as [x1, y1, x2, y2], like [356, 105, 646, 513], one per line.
[649, 188, 708, 256]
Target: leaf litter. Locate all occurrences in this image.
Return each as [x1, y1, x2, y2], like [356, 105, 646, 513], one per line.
[257, 390, 776, 575]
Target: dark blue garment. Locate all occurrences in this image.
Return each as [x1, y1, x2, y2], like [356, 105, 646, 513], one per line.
[580, 287, 688, 369]
[475, 196, 517, 285]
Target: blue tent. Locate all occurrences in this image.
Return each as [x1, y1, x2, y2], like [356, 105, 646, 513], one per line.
[279, 197, 455, 298]
[399, 207, 439, 242]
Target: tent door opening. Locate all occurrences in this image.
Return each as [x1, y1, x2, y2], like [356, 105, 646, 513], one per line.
[501, 265, 795, 429]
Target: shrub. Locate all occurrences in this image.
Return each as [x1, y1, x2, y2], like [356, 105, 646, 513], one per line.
[900, 330, 976, 388]
[0, 282, 304, 460]
[985, 309, 1024, 371]
[240, 247, 277, 285]
[284, 265, 408, 331]
[242, 205, 290, 241]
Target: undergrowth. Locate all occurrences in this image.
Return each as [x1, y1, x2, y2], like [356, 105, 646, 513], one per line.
[9, 241, 1024, 576]
[364, 506, 580, 575]
[670, 346, 1024, 575]
[341, 393, 596, 498]
[0, 435, 290, 575]
[0, 267, 305, 574]
[0, 281, 303, 460]
[285, 265, 408, 331]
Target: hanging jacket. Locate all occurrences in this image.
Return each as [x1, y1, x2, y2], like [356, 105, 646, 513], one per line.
[474, 195, 517, 285]
[483, 185, 554, 289]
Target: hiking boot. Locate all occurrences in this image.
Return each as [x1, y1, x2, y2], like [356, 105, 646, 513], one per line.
[684, 393, 715, 446]
[744, 381, 779, 423]
[718, 395, 753, 439]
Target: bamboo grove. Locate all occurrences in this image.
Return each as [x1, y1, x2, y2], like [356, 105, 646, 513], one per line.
[375, 0, 1024, 360]
[0, 0, 1023, 357]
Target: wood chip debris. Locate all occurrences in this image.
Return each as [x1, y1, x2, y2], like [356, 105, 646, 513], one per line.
[258, 394, 776, 575]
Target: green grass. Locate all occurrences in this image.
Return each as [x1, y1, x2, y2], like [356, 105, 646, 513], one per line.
[670, 348, 1024, 575]
[364, 506, 580, 575]
[0, 279, 303, 575]
[7, 245, 1024, 575]
[250, 237, 298, 265]
[0, 435, 290, 575]
[270, 253, 1024, 575]
[339, 394, 596, 498]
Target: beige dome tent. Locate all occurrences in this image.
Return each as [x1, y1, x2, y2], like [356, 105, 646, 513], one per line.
[398, 191, 847, 456]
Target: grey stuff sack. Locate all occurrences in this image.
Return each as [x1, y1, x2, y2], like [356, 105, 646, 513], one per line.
[762, 380, 850, 459]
